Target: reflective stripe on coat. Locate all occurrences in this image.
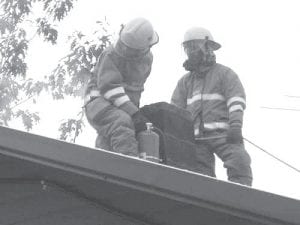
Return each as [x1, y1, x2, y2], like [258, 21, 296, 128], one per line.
[85, 45, 153, 116]
[171, 63, 246, 135]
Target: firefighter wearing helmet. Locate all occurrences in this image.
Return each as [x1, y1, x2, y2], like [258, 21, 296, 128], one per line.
[171, 27, 253, 186]
[84, 17, 159, 156]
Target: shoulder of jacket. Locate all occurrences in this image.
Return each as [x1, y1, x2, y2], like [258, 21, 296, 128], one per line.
[99, 45, 123, 66]
[96, 45, 114, 62]
[104, 45, 115, 57]
[179, 71, 192, 81]
[213, 63, 231, 72]
[176, 72, 192, 87]
[212, 63, 238, 77]
[109, 46, 153, 63]
[184, 71, 194, 78]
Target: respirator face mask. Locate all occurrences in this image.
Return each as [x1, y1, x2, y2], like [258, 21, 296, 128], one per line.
[183, 40, 215, 71]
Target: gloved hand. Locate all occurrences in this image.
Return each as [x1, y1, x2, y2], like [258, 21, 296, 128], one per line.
[226, 126, 243, 144]
[132, 111, 151, 134]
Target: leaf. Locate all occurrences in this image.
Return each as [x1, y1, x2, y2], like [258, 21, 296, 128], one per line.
[0, 18, 14, 34]
[15, 109, 40, 131]
[58, 108, 85, 142]
[43, 0, 74, 21]
[0, 1, 113, 141]
[36, 17, 58, 44]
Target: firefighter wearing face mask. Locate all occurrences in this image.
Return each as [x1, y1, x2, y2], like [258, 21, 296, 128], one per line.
[84, 17, 159, 156]
[171, 27, 252, 186]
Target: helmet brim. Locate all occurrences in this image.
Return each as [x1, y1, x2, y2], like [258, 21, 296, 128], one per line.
[208, 40, 221, 51]
[149, 31, 159, 47]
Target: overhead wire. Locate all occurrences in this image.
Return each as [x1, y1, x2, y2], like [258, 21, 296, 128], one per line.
[243, 137, 300, 174]
[285, 95, 300, 98]
[190, 132, 300, 174]
[260, 106, 300, 112]
[257, 103, 300, 173]
[196, 134, 300, 174]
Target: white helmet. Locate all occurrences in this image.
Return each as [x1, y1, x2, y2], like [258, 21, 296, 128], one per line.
[183, 27, 221, 50]
[120, 17, 159, 50]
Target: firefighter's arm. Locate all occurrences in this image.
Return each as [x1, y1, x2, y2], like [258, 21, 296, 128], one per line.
[222, 69, 246, 143]
[171, 77, 188, 109]
[96, 52, 138, 116]
[144, 52, 153, 80]
[222, 69, 246, 128]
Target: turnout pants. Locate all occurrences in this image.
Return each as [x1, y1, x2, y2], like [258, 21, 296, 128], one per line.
[86, 104, 138, 156]
[196, 131, 252, 186]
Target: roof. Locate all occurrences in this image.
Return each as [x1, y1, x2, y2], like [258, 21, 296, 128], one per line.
[0, 125, 299, 225]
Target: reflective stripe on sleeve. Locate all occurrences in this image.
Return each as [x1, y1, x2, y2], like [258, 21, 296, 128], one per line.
[229, 104, 244, 113]
[84, 90, 101, 104]
[90, 90, 100, 97]
[114, 95, 130, 107]
[104, 87, 125, 99]
[227, 96, 246, 107]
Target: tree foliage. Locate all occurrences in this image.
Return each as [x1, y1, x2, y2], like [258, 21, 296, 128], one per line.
[0, 0, 112, 140]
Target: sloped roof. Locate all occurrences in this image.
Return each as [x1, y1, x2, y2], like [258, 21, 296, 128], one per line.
[0, 125, 299, 225]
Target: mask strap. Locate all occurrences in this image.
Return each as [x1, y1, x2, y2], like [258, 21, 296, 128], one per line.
[119, 24, 125, 37]
[204, 36, 210, 51]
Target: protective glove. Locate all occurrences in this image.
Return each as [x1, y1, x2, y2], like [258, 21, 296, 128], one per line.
[226, 126, 243, 144]
[132, 111, 151, 134]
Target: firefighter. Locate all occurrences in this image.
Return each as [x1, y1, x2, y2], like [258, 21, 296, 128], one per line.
[84, 17, 159, 156]
[171, 27, 252, 186]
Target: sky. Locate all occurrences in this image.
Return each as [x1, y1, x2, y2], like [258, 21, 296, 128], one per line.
[16, 0, 300, 200]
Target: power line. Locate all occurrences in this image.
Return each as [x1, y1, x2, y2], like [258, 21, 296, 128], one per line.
[10, 95, 35, 109]
[285, 95, 300, 99]
[244, 137, 300, 174]
[196, 134, 300, 174]
[260, 106, 300, 112]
